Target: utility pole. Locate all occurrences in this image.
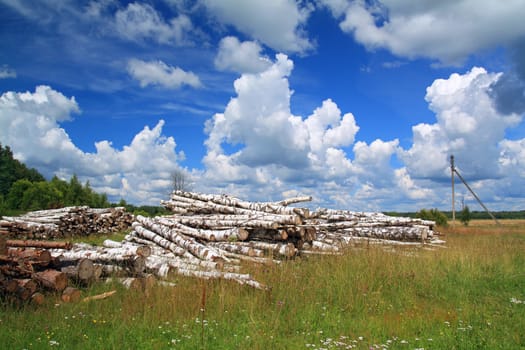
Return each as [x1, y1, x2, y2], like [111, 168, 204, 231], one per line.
[450, 155, 456, 227]
[450, 155, 500, 225]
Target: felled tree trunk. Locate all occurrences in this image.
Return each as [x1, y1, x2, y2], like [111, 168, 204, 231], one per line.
[6, 239, 72, 250]
[154, 216, 249, 241]
[53, 248, 146, 276]
[59, 258, 96, 284]
[61, 286, 81, 302]
[33, 269, 68, 291]
[136, 216, 227, 262]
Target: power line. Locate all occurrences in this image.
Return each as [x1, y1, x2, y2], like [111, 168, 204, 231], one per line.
[450, 155, 500, 225]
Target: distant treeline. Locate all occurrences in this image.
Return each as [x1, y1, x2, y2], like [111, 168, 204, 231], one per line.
[386, 210, 525, 220]
[0, 143, 169, 216]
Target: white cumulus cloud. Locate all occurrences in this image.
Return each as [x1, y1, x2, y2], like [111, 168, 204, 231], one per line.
[214, 36, 272, 74]
[320, 0, 525, 64]
[127, 59, 202, 89]
[0, 85, 186, 204]
[401, 67, 523, 181]
[200, 53, 416, 210]
[115, 2, 194, 45]
[201, 0, 313, 54]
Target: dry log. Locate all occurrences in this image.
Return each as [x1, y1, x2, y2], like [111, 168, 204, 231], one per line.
[14, 285, 33, 301]
[6, 239, 72, 250]
[0, 236, 6, 255]
[136, 216, 227, 262]
[274, 195, 312, 207]
[7, 248, 52, 265]
[60, 258, 96, 283]
[53, 249, 146, 276]
[31, 292, 45, 305]
[311, 240, 341, 252]
[207, 242, 257, 257]
[145, 261, 174, 278]
[16, 279, 38, 295]
[171, 213, 301, 228]
[131, 225, 189, 257]
[33, 269, 68, 291]
[248, 241, 297, 258]
[170, 191, 309, 218]
[1, 278, 19, 293]
[61, 286, 81, 302]
[164, 194, 306, 221]
[154, 216, 249, 241]
[101, 239, 151, 257]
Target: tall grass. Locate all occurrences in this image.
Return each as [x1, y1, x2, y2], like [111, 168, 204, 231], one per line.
[1, 221, 524, 349]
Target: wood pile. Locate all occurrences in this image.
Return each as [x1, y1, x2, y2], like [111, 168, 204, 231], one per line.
[0, 206, 133, 239]
[1, 238, 82, 304]
[0, 237, 155, 304]
[121, 191, 442, 289]
[0, 206, 137, 304]
[1, 192, 444, 298]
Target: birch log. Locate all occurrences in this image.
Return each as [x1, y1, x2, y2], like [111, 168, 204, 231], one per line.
[135, 216, 227, 262]
[154, 216, 249, 241]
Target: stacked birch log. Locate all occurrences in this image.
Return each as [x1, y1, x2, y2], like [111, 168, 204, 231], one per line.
[1, 192, 443, 298]
[0, 206, 133, 239]
[1, 238, 156, 304]
[1, 239, 85, 304]
[121, 191, 441, 289]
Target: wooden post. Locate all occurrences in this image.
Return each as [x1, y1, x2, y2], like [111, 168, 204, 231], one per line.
[450, 155, 456, 228]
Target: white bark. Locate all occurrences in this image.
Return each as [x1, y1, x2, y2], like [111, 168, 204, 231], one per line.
[154, 216, 249, 241]
[135, 216, 227, 262]
[131, 224, 188, 257]
[169, 191, 308, 219]
[248, 241, 297, 258]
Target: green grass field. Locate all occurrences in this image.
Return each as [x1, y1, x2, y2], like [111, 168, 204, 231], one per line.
[1, 220, 524, 349]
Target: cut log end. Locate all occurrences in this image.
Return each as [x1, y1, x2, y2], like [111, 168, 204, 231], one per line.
[61, 286, 81, 303]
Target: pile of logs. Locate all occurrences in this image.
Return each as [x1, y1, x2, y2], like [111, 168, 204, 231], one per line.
[1, 239, 84, 304]
[1, 192, 444, 298]
[0, 206, 133, 239]
[120, 191, 442, 289]
[1, 238, 156, 304]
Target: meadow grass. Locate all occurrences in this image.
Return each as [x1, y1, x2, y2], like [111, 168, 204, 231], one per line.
[1, 220, 524, 349]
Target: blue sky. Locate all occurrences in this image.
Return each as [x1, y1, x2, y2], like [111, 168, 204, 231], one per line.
[1, 0, 524, 212]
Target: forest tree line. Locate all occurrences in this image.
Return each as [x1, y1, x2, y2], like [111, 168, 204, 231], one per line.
[0, 143, 170, 217]
[0, 144, 110, 214]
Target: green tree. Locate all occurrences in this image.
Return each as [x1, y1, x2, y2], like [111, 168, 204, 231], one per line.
[64, 174, 84, 206]
[416, 208, 448, 227]
[20, 181, 62, 210]
[459, 205, 472, 226]
[0, 143, 44, 196]
[6, 179, 33, 209]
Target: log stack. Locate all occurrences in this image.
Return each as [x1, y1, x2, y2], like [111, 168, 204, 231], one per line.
[1, 207, 136, 303]
[0, 206, 133, 239]
[1, 192, 444, 296]
[120, 191, 442, 289]
[0, 237, 156, 304]
[0, 238, 79, 304]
